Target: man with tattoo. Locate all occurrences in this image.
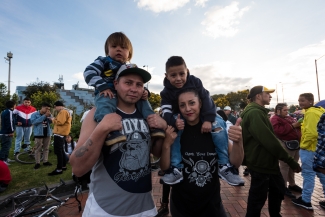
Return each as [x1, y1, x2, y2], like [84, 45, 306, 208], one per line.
[70, 64, 167, 217]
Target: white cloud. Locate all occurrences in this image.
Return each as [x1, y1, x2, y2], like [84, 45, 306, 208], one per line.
[195, 0, 209, 7]
[137, 0, 190, 13]
[201, 1, 250, 38]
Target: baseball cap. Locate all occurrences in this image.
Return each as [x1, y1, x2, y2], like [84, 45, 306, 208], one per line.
[224, 106, 231, 111]
[115, 64, 151, 83]
[247, 86, 275, 99]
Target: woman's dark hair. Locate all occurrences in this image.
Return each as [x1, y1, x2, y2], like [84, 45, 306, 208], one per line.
[299, 93, 314, 103]
[177, 88, 200, 101]
[165, 56, 187, 72]
[64, 134, 75, 153]
[275, 103, 287, 113]
[217, 110, 228, 122]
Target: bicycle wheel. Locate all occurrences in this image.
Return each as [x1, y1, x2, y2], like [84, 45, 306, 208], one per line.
[15, 152, 44, 164]
[0, 188, 39, 216]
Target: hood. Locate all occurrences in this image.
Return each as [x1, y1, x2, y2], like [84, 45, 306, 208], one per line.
[163, 70, 191, 90]
[306, 106, 325, 115]
[63, 108, 73, 116]
[241, 102, 269, 118]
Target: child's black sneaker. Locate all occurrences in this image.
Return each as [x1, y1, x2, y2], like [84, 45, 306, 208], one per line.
[151, 128, 165, 138]
[34, 163, 40, 170]
[43, 161, 52, 166]
[105, 131, 127, 146]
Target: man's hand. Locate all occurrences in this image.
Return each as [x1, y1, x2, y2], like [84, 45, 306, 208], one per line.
[45, 110, 52, 117]
[292, 122, 301, 128]
[175, 114, 185, 130]
[100, 89, 115, 99]
[228, 118, 242, 143]
[98, 113, 122, 133]
[17, 122, 22, 126]
[201, 121, 212, 133]
[147, 114, 167, 130]
[141, 89, 149, 100]
[164, 126, 177, 147]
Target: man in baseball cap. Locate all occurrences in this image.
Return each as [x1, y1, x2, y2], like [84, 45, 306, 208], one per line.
[247, 86, 275, 100]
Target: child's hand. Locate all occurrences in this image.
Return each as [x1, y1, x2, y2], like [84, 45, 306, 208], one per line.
[164, 126, 177, 147]
[175, 114, 185, 130]
[100, 89, 115, 99]
[201, 121, 212, 133]
[142, 89, 149, 100]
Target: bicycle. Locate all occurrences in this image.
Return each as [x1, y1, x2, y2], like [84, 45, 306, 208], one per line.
[15, 146, 43, 164]
[0, 179, 82, 217]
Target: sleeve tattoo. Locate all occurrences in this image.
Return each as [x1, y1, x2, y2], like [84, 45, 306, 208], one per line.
[74, 139, 93, 157]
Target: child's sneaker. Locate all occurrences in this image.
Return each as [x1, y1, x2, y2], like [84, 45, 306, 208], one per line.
[160, 167, 183, 185]
[151, 128, 165, 138]
[105, 131, 127, 146]
[218, 164, 245, 186]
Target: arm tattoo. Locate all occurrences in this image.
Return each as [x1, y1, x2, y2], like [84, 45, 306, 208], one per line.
[74, 139, 93, 157]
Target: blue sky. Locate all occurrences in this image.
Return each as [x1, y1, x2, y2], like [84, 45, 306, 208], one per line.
[1, 0, 325, 108]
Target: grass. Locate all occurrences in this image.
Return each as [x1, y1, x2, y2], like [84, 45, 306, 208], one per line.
[1, 140, 73, 197]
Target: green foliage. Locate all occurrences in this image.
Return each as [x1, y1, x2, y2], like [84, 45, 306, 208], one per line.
[289, 104, 298, 113]
[23, 81, 59, 98]
[11, 93, 19, 105]
[0, 83, 11, 111]
[31, 91, 60, 110]
[70, 121, 82, 139]
[148, 92, 161, 110]
[211, 89, 249, 110]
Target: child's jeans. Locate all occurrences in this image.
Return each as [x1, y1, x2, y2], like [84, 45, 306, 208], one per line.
[94, 93, 155, 122]
[170, 114, 229, 169]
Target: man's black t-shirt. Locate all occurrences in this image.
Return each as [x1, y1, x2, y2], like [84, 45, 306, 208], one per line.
[171, 121, 221, 217]
[34, 118, 48, 138]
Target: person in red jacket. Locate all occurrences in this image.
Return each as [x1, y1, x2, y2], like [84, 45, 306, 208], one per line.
[13, 97, 37, 155]
[270, 103, 302, 199]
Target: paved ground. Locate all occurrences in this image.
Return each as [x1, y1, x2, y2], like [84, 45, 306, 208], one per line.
[58, 166, 325, 217]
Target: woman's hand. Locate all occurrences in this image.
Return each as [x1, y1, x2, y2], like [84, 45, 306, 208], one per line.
[201, 121, 212, 133]
[175, 114, 185, 130]
[164, 126, 177, 147]
[228, 118, 242, 143]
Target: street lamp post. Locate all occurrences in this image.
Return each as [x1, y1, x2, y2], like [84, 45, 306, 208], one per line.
[4, 51, 13, 95]
[143, 65, 149, 88]
[315, 55, 325, 102]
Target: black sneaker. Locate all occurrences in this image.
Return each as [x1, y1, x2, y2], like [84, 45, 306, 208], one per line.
[319, 201, 325, 209]
[43, 162, 52, 166]
[292, 196, 313, 210]
[48, 169, 63, 176]
[288, 184, 302, 193]
[285, 188, 296, 199]
[34, 163, 40, 170]
[14, 152, 19, 156]
[62, 167, 67, 171]
[155, 200, 169, 217]
[21, 144, 28, 149]
[151, 129, 165, 138]
[105, 131, 127, 146]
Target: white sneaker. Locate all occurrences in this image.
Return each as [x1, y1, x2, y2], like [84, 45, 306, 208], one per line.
[218, 164, 245, 186]
[160, 167, 183, 185]
[3, 160, 10, 166]
[7, 158, 15, 163]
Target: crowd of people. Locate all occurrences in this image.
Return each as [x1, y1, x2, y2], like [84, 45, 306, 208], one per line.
[1, 31, 325, 217]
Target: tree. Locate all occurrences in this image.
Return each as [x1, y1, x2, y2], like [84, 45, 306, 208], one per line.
[30, 91, 60, 110]
[226, 90, 249, 110]
[23, 81, 59, 98]
[214, 96, 229, 108]
[148, 92, 161, 110]
[0, 83, 11, 111]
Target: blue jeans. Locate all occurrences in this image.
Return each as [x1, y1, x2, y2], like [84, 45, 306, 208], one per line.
[0, 135, 13, 161]
[300, 149, 325, 203]
[14, 126, 32, 153]
[94, 93, 154, 122]
[170, 114, 229, 169]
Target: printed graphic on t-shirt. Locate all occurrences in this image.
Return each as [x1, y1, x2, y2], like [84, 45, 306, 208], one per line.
[103, 114, 152, 193]
[183, 152, 217, 187]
